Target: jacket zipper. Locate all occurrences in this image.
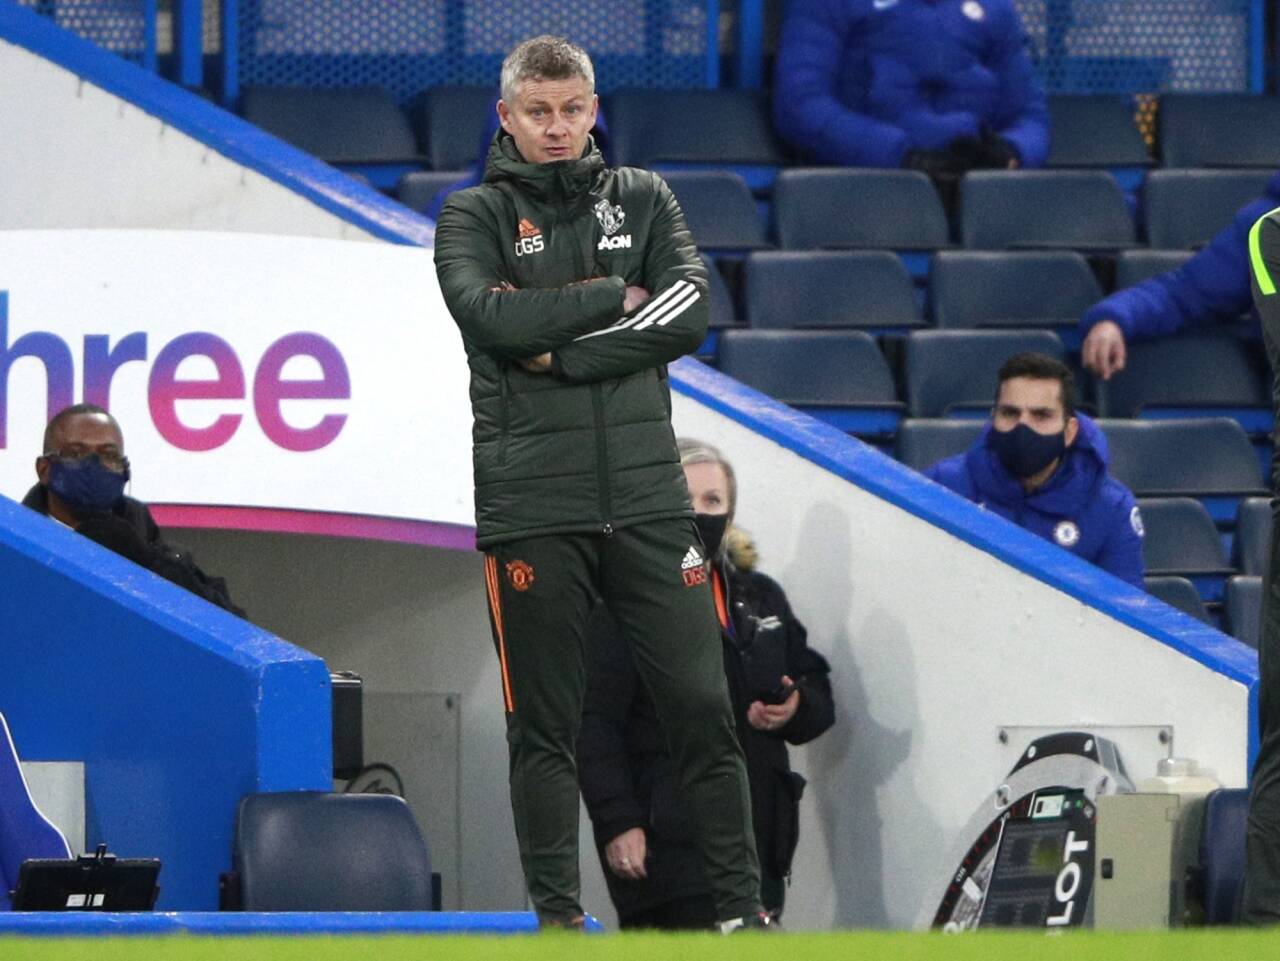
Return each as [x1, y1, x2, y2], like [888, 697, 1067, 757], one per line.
[592, 383, 613, 535]
[565, 185, 615, 536]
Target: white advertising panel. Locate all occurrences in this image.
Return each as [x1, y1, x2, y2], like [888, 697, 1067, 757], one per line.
[0, 230, 476, 546]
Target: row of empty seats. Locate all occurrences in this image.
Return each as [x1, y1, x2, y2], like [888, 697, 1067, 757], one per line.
[716, 328, 1270, 428]
[658, 168, 1270, 253]
[708, 248, 1200, 335]
[1148, 574, 1262, 646]
[1143, 497, 1270, 579]
[241, 85, 1280, 178]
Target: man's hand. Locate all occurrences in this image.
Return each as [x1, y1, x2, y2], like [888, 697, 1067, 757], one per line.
[519, 353, 553, 373]
[903, 149, 964, 178]
[605, 827, 648, 880]
[1081, 320, 1127, 380]
[623, 286, 651, 314]
[747, 676, 801, 733]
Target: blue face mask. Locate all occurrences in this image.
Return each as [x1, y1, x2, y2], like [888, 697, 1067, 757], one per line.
[47, 455, 130, 515]
[990, 423, 1066, 479]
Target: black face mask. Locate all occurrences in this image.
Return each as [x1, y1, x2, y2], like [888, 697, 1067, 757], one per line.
[990, 423, 1066, 479]
[694, 513, 729, 558]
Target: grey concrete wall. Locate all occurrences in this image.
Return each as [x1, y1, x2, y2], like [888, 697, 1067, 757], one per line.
[171, 528, 527, 913]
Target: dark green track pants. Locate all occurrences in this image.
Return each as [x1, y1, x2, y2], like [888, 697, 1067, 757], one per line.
[481, 517, 761, 924]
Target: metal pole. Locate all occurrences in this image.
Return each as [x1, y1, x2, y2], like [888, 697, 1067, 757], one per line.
[174, 0, 204, 88]
[143, 0, 157, 72]
[222, 0, 240, 107]
[735, 0, 763, 89]
[705, 0, 721, 88]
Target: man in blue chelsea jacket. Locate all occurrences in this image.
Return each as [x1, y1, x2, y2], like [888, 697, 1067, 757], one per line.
[772, 0, 1050, 171]
[925, 353, 1145, 587]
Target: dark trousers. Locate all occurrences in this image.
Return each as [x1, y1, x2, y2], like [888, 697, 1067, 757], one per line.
[620, 895, 719, 930]
[617, 876, 785, 931]
[482, 517, 761, 924]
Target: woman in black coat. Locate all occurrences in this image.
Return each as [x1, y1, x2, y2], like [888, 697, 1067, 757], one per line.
[577, 439, 836, 929]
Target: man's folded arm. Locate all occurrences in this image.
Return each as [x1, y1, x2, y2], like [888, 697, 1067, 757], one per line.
[434, 198, 627, 360]
[552, 180, 709, 383]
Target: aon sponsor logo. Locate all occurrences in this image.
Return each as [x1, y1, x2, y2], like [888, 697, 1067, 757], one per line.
[597, 234, 633, 251]
[515, 235, 544, 257]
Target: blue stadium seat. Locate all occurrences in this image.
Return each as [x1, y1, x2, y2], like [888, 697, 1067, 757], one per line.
[1046, 95, 1151, 168]
[929, 251, 1101, 331]
[904, 330, 1065, 418]
[661, 171, 767, 251]
[0, 713, 72, 911]
[1114, 249, 1194, 288]
[234, 791, 434, 911]
[411, 86, 495, 172]
[717, 330, 903, 436]
[1198, 787, 1250, 924]
[1144, 575, 1212, 624]
[701, 254, 737, 330]
[397, 171, 471, 215]
[1233, 498, 1272, 577]
[693, 254, 739, 364]
[1138, 498, 1232, 575]
[959, 171, 1135, 250]
[1160, 94, 1280, 168]
[1137, 497, 1234, 602]
[1225, 575, 1262, 648]
[1099, 419, 1267, 516]
[607, 89, 782, 191]
[745, 251, 921, 330]
[895, 419, 986, 471]
[241, 86, 422, 171]
[1099, 334, 1269, 419]
[1142, 170, 1274, 249]
[772, 169, 949, 250]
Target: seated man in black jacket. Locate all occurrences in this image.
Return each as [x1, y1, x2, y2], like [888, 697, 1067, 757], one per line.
[578, 438, 835, 928]
[22, 403, 242, 615]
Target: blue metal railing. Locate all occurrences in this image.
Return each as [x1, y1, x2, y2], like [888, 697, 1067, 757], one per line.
[15, 0, 1273, 100]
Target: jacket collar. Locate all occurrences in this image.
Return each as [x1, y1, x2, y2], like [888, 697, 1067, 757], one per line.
[482, 130, 606, 204]
[22, 483, 51, 514]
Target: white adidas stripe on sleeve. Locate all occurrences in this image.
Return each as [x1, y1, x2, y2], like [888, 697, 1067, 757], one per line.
[633, 284, 700, 330]
[572, 280, 700, 342]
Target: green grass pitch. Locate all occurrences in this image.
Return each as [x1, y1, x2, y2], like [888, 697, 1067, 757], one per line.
[2, 931, 1278, 961]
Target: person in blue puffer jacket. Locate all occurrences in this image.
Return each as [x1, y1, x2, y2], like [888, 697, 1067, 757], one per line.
[925, 353, 1145, 588]
[1080, 171, 1280, 381]
[772, 0, 1050, 173]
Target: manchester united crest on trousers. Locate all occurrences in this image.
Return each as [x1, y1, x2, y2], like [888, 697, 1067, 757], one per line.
[506, 560, 536, 592]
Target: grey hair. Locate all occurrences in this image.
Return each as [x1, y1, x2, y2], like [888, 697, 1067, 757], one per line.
[677, 437, 737, 524]
[500, 35, 595, 103]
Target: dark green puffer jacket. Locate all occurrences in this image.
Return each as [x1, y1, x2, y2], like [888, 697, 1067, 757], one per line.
[433, 132, 709, 548]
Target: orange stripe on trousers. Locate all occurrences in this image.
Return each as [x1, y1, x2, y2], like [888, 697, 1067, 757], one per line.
[485, 556, 515, 712]
[711, 568, 731, 630]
